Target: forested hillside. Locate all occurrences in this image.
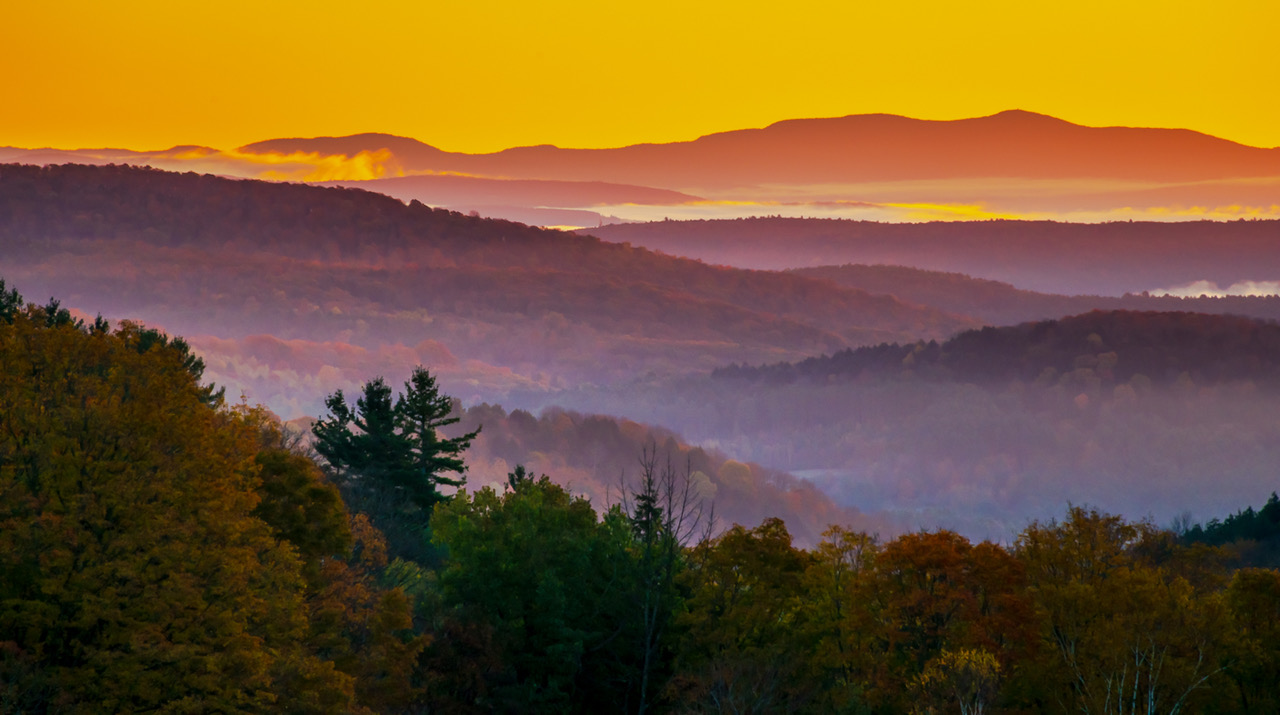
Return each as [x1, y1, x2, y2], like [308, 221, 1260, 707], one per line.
[717, 310, 1280, 386]
[449, 404, 887, 546]
[289, 401, 880, 548]
[555, 311, 1280, 536]
[0, 164, 971, 414]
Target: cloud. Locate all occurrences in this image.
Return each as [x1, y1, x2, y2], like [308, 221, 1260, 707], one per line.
[3, 146, 405, 182]
[154, 147, 405, 182]
[884, 202, 1022, 221]
[239, 149, 404, 182]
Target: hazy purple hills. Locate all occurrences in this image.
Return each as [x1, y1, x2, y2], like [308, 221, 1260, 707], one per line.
[583, 217, 1280, 296]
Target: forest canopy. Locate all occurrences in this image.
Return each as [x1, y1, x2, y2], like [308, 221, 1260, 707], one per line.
[3, 281, 1280, 713]
[0, 283, 423, 712]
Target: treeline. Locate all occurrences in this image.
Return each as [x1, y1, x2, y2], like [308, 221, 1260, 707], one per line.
[1184, 493, 1280, 568]
[717, 310, 1280, 388]
[4, 283, 1280, 713]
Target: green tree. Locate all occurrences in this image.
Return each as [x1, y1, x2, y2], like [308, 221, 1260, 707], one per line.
[398, 366, 475, 507]
[428, 472, 639, 713]
[671, 518, 817, 714]
[312, 366, 478, 564]
[0, 279, 20, 323]
[801, 526, 880, 713]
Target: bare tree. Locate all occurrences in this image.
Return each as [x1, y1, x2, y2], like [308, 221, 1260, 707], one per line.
[619, 443, 715, 715]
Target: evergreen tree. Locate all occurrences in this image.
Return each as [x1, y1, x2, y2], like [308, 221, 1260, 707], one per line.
[398, 366, 476, 511]
[312, 366, 478, 563]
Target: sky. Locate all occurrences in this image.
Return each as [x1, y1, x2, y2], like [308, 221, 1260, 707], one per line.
[4, 0, 1278, 153]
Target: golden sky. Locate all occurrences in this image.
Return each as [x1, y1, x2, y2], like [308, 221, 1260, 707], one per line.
[4, 0, 1277, 153]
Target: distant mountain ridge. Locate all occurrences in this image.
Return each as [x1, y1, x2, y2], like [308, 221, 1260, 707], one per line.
[7, 111, 1277, 225]
[240, 111, 1280, 191]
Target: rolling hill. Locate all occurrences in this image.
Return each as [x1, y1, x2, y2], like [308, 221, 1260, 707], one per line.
[0, 163, 972, 415]
[585, 217, 1280, 295]
[550, 311, 1280, 538]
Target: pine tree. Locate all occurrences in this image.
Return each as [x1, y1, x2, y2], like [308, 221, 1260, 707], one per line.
[397, 366, 477, 512]
[312, 366, 478, 563]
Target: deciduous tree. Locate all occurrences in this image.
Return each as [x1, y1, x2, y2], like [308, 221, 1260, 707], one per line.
[0, 300, 356, 712]
[429, 472, 638, 713]
[1015, 508, 1228, 715]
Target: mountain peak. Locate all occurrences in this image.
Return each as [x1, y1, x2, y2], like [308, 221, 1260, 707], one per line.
[977, 109, 1079, 125]
[985, 109, 1062, 120]
[238, 133, 444, 158]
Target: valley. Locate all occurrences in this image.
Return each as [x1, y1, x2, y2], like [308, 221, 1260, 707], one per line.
[4, 162, 1279, 538]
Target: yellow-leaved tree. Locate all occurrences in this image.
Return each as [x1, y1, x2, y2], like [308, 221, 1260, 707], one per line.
[0, 287, 361, 713]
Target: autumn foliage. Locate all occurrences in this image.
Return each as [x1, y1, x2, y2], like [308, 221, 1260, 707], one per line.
[3, 283, 1280, 713]
[0, 287, 420, 713]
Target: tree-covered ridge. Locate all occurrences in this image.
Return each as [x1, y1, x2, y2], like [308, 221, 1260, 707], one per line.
[1187, 493, 1280, 545]
[0, 163, 973, 408]
[0, 162, 559, 258]
[0, 163, 961, 336]
[717, 310, 1280, 387]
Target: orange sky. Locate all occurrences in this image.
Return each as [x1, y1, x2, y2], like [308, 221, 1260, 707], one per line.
[3, 0, 1278, 153]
